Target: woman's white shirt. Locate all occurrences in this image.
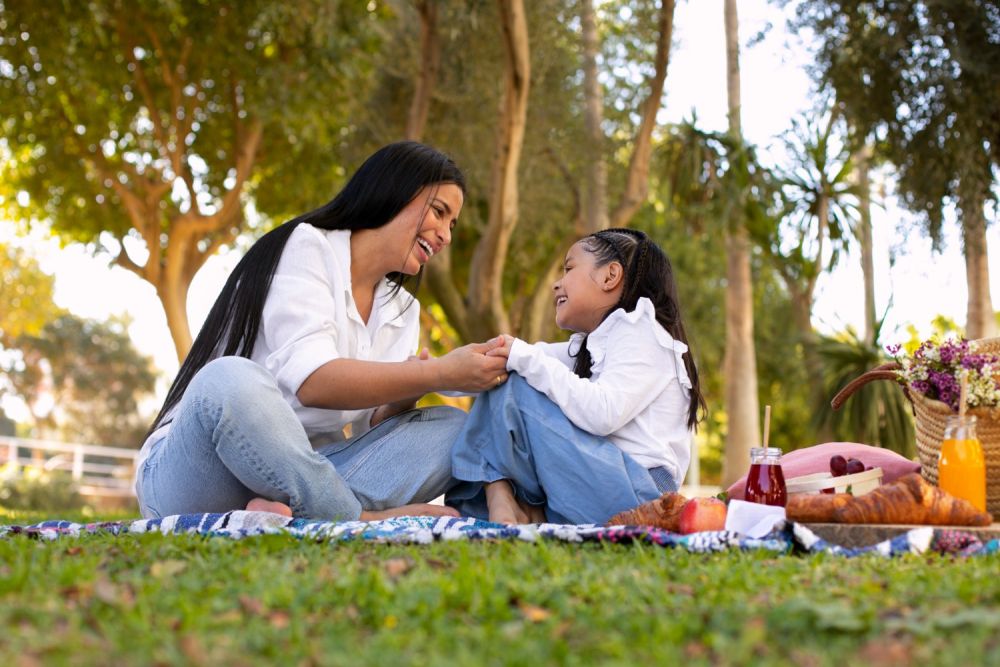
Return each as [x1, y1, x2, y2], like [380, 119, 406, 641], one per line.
[138, 223, 420, 469]
[505, 297, 693, 482]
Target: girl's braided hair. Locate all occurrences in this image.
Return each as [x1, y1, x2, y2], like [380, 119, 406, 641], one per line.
[570, 228, 706, 429]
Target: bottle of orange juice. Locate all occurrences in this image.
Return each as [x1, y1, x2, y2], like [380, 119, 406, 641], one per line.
[939, 415, 987, 512]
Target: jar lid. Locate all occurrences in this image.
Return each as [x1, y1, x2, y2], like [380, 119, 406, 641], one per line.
[946, 414, 977, 424]
[750, 446, 783, 457]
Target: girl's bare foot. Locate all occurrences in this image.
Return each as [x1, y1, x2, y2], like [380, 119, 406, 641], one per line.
[246, 498, 293, 517]
[517, 497, 547, 524]
[359, 503, 460, 521]
[485, 480, 528, 525]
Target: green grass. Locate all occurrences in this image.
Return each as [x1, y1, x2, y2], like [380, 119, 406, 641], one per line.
[1, 511, 998, 666]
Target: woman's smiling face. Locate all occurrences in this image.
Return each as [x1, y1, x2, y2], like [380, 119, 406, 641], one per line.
[387, 183, 464, 275]
[552, 240, 623, 334]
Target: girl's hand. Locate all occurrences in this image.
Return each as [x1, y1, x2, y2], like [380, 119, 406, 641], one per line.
[485, 334, 515, 359]
[434, 338, 510, 392]
[370, 399, 417, 427]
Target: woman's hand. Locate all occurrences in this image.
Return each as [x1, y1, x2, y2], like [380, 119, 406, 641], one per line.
[434, 337, 510, 392]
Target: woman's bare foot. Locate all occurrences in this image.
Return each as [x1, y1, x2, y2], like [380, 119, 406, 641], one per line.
[485, 480, 528, 525]
[359, 503, 460, 521]
[246, 498, 293, 517]
[517, 497, 547, 524]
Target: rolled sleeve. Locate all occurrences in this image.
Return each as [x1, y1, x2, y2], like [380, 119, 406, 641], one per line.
[260, 230, 346, 397]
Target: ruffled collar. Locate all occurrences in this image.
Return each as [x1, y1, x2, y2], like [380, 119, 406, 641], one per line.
[568, 297, 692, 389]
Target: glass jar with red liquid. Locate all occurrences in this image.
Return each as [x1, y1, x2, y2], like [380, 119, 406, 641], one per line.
[744, 446, 787, 507]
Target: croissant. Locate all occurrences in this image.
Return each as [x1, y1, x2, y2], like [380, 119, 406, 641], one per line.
[785, 492, 853, 523]
[834, 473, 992, 526]
[607, 492, 688, 531]
[787, 473, 993, 526]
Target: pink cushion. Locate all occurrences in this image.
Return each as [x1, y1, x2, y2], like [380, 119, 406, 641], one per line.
[725, 442, 921, 500]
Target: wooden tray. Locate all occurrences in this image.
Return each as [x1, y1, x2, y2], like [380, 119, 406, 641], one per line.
[801, 522, 1000, 548]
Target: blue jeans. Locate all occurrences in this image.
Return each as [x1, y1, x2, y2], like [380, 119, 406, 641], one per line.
[446, 374, 677, 524]
[136, 357, 465, 520]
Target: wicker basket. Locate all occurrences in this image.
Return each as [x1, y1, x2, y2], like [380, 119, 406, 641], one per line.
[831, 337, 1000, 517]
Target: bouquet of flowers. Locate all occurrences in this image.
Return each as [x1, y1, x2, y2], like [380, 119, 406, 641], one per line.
[889, 338, 1000, 412]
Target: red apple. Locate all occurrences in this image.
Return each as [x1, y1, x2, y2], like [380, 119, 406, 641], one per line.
[677, 497, 728, 534]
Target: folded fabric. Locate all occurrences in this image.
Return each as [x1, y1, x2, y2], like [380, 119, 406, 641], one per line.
[1, 512, 995, 557]
[727, 442, 921, 501]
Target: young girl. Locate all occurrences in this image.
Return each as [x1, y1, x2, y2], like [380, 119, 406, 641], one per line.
[135, 142, 509, 521]
[446, 228, 706, 525]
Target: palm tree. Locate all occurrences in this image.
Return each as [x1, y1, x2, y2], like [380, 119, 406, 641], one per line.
[767, 105, 860, 438]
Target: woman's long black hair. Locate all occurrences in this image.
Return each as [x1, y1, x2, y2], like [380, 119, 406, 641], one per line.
[570, 228, 706, 430]
[147, 141, 466, 435]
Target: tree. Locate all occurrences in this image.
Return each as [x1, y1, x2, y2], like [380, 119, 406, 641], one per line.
[790, 0, 1000, 338]
[721, 0, 761, 487]
[0, 240, 62, 347]
[0, 0, 382, 360]
[3, 314, 158, 447]
[364, 1, 678, 345]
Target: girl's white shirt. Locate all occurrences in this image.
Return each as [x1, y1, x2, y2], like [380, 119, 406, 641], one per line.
[506, 297, 693, 482]
[137, 223, 420, 473]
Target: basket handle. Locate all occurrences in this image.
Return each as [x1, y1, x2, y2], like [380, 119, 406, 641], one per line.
[830, 362, 903, 411]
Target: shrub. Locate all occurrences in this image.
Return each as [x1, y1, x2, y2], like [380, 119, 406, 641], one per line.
[0, 465, 84, 512]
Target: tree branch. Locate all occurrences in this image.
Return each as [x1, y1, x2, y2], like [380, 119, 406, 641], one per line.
[609, 0, 676, 229]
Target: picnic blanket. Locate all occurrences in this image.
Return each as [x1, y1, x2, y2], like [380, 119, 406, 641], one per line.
[1, 513, 997, 557]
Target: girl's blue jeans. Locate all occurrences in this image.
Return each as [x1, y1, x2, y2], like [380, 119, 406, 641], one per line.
[135, 357, 465, 520]
[446, 374, 677, 524]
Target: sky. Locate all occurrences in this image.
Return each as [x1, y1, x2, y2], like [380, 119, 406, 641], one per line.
[6, 0, 997, 397]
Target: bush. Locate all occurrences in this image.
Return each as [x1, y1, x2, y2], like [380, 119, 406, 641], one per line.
[0, 465, 84, 512]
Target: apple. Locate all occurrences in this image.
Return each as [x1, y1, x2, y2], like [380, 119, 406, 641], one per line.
[677, 497, 728, 534]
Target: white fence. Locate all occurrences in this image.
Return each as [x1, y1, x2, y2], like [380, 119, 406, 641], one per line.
[0, 435, 138, 498]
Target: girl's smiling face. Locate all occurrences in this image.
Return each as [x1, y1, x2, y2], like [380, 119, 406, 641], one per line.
[552, 240, 624, 334]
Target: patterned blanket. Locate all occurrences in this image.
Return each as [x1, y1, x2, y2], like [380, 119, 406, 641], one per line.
[1, 513, 997, 557]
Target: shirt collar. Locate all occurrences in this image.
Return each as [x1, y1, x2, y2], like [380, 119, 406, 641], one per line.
[326, 228, 409, 329]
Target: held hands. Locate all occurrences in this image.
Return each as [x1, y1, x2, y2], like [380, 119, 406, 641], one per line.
[435, 336, 512, 392]
[486, 334, 514, 359]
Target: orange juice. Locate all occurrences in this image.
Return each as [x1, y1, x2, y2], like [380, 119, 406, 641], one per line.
[939, 416, 987, 512]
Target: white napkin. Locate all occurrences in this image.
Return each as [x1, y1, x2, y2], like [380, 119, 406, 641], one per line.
[724, 499, 786, 538]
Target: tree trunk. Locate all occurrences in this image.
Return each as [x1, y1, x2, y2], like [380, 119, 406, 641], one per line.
[788, 280, 834, 442]
[723, 227, 760, 486]
[961, 187, 997, 339]
[405, 1, 440, 142]
[721, 0, 760, 487]
[466, 0, 531, 340]
[853, 142, 876, 345]
[157, 277, 194, 361]
[399, 1, 475, 346]
[580, 0, 607, 234]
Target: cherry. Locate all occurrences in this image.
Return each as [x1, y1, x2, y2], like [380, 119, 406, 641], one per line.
[845, 458, 865, 475]
[829, 454, 848, 477]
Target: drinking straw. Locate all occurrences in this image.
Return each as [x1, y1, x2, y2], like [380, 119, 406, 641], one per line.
[762, 404, 772, 447]
[959, 370, 968, 419]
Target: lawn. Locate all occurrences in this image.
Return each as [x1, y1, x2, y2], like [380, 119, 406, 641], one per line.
[1, 510, 998, 666]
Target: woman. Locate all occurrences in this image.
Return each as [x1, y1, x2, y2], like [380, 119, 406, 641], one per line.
[136, 141, 509, 521]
